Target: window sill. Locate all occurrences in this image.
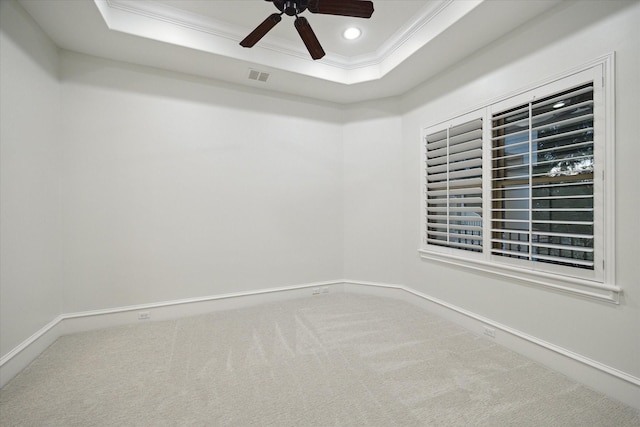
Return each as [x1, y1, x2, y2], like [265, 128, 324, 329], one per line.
[418, 249, 621, 304]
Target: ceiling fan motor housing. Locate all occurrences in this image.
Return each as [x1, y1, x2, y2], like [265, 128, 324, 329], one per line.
[274, 0, 310, 16]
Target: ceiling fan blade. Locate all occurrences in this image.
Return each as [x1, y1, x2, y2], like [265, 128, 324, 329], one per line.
[308, 0, 374, 19]
[294, 17, 326, 60]
[240, 13, 282, 48]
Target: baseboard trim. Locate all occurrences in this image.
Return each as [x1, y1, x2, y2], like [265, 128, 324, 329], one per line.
[0, 316, 65, 388]
[1, 278, 638, 411]
[342, 279, 640, 410]
[0, 280, 344, 388]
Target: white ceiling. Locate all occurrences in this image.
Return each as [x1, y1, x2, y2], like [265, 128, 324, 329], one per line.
[18, 0, 563, 104]
[154, 0, 428, 56]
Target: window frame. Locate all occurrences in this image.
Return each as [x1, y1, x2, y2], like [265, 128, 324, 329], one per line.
[419, 55, 619, 303]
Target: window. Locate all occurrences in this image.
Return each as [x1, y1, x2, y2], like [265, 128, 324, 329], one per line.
[491, 83, 597, 277]
[420, 58, 618, 302]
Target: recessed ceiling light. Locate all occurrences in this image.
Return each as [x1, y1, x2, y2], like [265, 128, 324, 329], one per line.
[343, 27, 361, 40]
[553, 101, 566, 108]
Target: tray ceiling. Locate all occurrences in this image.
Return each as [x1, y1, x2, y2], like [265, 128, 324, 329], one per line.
[18, 0, 562, 103]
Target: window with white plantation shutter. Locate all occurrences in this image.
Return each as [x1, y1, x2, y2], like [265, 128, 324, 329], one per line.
[491, 83, 596, 271]
[425, 118, 483, 252]
[419, 57, 617, 302]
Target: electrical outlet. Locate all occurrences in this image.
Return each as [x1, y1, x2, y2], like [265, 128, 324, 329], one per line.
[312, 288, 321, 295]
[138, 311, 150, 320]
[483, 326, 496, 338]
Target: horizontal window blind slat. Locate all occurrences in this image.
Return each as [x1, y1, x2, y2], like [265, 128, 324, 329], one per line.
[491, 174, 530, 183]
[532, 141, 593, 157]
[425, 157, 447, 168]
[427, 163, 448, 174]
[426, 146, 447, 158]
[449, 138, 482, 155]
[532, 219, 594, 225]
[449, 177, 482, 188]
[491, 184, 530, 193]
[531, 242, 594, 253]
[449, 157, 482, 171]
[490, 221, 531, 228]
[447, 241, 483, 251]
[450, 224, 483, 232]
[532, 231, 593, 239]
[448, 196, 483, 204]
[450, 210, 483, 216]
[426, 214, 449, 221]
[492, 163, 530, 174]
[531, 195, 594, 201]
[429, 187, 482, 197]
[492, 238, 531, 246]
[531, 254, 594, 267]
[426, 225, 448, 232]
[450, 118, 483, 136]
[448, 148, 482, 163]
[491, 151, 529, 163]
[495, 196, 594, 203]
[450, 130, 483, 146]
[492, 104, 529, 122]
[427, 231, 483, 242]
[426, 181, 448, 190]
[425, 139, 447, 149]
[491, 248, 529, 257]
[426, 201, 448, 207]
[492, 121, 528, 135]
[532, 208, 593, 212]
[449, 168, 482, 180]
[427, 171, 448, 182]
[531, 127, 593, 145]
[492, 197, 529, 202]
[531, 181, 593, 190]
[428, 206, 482, 213]
[450, 234, 483, 242]
[493, 208, 594, 213]
[426, 239, 448, 245]
[425, 129, 447, 144]
[491, 127, 529, 141]
[428, 161, 483, 177]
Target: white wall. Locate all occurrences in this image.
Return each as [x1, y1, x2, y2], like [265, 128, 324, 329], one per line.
[394, 0, 640, 379]
[0, 0, 63, 357]
[343, 99, 403, 283]
[59, 52, 344, 313]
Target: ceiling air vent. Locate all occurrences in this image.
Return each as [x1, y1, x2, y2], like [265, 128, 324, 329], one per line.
[248, 69, 270, 82]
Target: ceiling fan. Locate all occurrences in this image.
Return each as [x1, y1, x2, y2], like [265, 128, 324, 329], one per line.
[240, 0, 375, 60]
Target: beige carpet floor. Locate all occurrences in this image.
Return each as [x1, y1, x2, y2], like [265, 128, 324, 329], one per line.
[1, 293, 639, 426]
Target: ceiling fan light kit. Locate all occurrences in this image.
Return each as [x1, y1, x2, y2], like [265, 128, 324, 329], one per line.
[240, 0, 375, 60]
